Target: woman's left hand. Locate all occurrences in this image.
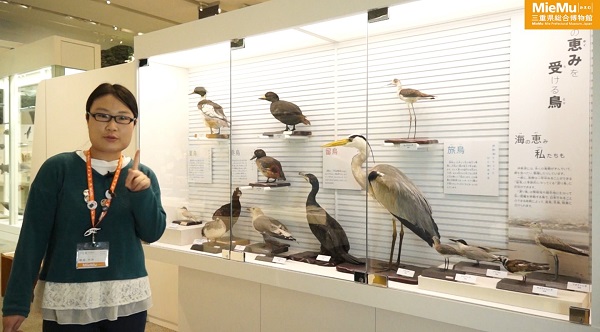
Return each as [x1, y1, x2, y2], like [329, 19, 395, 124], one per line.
[125, 150, 151, 192]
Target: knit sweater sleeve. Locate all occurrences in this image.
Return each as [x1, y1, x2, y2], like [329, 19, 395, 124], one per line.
[2, 154, 64, 318]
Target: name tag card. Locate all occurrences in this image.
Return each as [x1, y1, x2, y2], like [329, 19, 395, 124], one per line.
[486, 269, 508, 279]
[316, 255, 331, 262]
[193, 238, 207, 245]
[455, 274, 478, 284]
[532, 285, 558, 297]
[76, 242, 109, 269]
[567, 282, 591, 293]
[254, 255, 287, 264]
[234, 245, 246, 251]
[396, 268, 415, 278]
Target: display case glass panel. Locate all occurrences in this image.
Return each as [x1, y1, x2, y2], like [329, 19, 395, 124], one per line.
[0, 76, 8, 222]
[139, 0, 593, 325]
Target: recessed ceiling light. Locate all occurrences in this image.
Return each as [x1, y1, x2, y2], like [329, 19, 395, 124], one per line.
[121, 28, 133, 33]
[18, 4, 28, 8]
[88, 20, 97, 25]
[0, 1, 9, 4]
[106, 0, 111, 4]
[137, 32, 143, 36]
[113, 26, 118, 30]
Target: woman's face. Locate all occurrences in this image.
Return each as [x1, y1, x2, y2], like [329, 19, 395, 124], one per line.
[87, 94, 136, 161]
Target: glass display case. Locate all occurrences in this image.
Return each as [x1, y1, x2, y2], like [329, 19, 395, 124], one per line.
[137, 0, 595, 330]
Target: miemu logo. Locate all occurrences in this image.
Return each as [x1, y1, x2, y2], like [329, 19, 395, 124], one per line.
[532, 2, 578, 13]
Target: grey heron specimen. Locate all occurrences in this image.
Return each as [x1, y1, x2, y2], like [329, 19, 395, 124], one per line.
[389, 79, 434, 139]
[531, 222, 589, 280]
[496, 256, 550, 284]
[190, 86, 229, 135]
[323, 135, 439, 270]
[432, 236, 461, 271]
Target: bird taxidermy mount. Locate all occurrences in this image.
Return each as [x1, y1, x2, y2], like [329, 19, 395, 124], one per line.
[212, 187, 250, 246]
[246, 207, 296, 254]
[172, 206, 203, 226]
[259, 91, 311, 137]
[384, 79, 438, 145]
[189, 86, 230, 139]
[249, 149, 290, 188]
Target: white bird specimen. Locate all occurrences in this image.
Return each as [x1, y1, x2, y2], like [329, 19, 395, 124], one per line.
[178, 206, 200, 222]
[190, 86, 229, 135]
[450, 239, 499, 266]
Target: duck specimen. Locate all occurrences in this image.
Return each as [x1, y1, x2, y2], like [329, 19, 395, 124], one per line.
[531, 222, 589, 280]
[389, 78, 435, 139]
[323, 135, 439, 270]
[497, 256, 550, 283]
[247, 207, 297, 245]
[260, 91, 310, 131]
[201, 218, 227, 243]
[251, 149, 286, 183]
[212, 187, 242, 233]
[300, 172, 362, 265]
[190, 86, 229, 135]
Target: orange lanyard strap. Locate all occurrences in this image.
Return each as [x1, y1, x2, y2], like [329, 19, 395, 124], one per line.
[84, 150, 123, 234]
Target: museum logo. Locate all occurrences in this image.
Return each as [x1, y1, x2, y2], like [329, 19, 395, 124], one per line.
[524, 0, 597, 29]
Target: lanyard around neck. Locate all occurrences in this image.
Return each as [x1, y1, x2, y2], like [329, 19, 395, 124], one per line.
[84, 150, 123, 231]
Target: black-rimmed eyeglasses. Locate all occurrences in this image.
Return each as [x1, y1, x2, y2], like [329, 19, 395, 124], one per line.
[87, 112, 136, 124]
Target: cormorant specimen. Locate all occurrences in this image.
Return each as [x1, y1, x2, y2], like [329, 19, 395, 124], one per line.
[260, 91, 310, 131]
[190, 86, 229, 134]
[323, 134, 440, 270]
[251, 149, 286, 183]
[300, 172, 362, 265]
[212, 187, 242, 232]
[389, 79, 434, 139]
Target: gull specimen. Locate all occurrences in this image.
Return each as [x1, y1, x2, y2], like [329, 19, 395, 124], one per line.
[251, 149, 286, 183]
[432, 236, 461, 271]
[531, 222, 589, 280]
[323, 135, 439, 270]
[300, 172, 362, 265]
[247, 207, 296, 245]
[497, 256, 550, 283]
[450, 239, 499, 266]
[260, 91, 311, 131]
[190, 86, 229, 135]
[390, 78, 435, 139]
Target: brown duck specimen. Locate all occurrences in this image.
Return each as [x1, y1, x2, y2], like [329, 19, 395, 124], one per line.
[260, 91, 310, 131]
[212, 187, 242, 232]
[251, 149, 286, 183]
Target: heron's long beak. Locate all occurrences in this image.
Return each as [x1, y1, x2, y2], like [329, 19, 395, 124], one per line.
[322, 138, 350, 147]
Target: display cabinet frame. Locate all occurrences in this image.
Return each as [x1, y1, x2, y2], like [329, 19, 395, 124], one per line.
[136, 0, 598, 330]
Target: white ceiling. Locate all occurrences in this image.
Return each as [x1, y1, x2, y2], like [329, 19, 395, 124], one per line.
[0, 0, 269, 52]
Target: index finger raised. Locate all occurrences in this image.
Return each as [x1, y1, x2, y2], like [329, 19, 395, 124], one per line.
[132, 149, 140, 170]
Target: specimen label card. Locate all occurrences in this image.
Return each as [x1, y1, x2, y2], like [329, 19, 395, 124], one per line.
[443, 140, 499, 196]
[396, 268, 415, 278]
[187, 147, 212, 184]
[486, 269, 508, 279]
[231, 145, 257, 184]
[532, 285, 558, 297]
[322, 146, 362, 190]
[455, 274, 478, 284]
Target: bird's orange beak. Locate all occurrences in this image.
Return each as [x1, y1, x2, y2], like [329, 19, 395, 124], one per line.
[322, 138, 350, 147]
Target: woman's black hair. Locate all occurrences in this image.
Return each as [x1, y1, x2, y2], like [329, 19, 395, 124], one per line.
[85, 83, 138, 119]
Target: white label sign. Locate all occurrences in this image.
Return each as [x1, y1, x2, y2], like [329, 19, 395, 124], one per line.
[396, 268, 415, 278]
[316, 255, 331, 262]
[486, 269, 508, 279]
[567, 282, 591, 293]
[455, 274, 478, 284]
[272, 256, 287, 264]
[532, 285, 558, 297]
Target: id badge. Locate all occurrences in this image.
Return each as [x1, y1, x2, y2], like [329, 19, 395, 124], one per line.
[76, 242, 109, 269]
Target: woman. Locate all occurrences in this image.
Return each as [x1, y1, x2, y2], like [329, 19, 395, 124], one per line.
[2, 83, 166, 331]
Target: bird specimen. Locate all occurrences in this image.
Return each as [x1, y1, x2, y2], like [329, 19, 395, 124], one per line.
[449, 238, 513, 254]
[322, 135, 439, 270]
[300, 172, 362, 265]
[432, 236, 461, 271]
[201, 218, 227, 243]
[389, 78, 435, 139]
[450, 239, 499, 266]
[190, 86, 229, 135]
[178, 206, 200, 222]
[260, 91, 311, 131]
[531, 222, 589, 280]
[212, 187, 242, 232]
[247, 207, 297, 246]
[497, 256, 550, 284]
[251, 149, 286, 183]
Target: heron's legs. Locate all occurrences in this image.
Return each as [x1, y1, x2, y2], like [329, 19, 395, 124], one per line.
[388, 218, 397, 271]
[395, 223, 404, 267]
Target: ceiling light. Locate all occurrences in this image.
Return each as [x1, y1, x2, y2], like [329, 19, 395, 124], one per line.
[106, 0, 111, 4]
[88, 20, 97, 25]
[137, 32, 143, 36]
[113, 25, 118, 30]
[65, 15, 73, 19]
[18, 4, 28, 9]
[0, 1, 9, 4]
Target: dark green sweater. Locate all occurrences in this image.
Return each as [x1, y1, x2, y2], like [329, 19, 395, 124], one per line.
[2, 152, 166, 317]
